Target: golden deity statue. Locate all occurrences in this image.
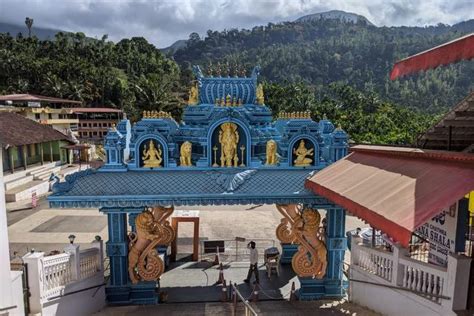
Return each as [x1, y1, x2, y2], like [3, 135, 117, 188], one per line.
[188, 84, 199, 105]
[218, 122, 239, 167]
[180, 141, 193, 167]
[142, 140, 163, 168]
[265, 139, 279, 165]
[293, 139, 313, 167]
[256, 83, 264, 105]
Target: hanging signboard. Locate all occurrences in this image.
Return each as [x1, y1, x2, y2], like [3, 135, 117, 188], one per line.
[415, 202, 458, 267]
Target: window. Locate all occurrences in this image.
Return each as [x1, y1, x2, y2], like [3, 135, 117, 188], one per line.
[93, 131, 98, 136]
[93, 123, 98, 127]
[48, 114, 52, 119]
[35, 113, 40, 120]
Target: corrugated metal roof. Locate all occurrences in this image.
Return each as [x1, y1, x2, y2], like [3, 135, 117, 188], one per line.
[0, 112, 72, 147]
[0, 93, 82, 104]
[306, 145, 474, 247]
[70, 107, 122, 113]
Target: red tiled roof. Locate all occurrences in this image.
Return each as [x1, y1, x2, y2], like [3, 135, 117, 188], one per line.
[0, 93, 82, 104]
[0, 112, 73, 147]
[306, 145, 474, 247]
[70, 107, 122, 113]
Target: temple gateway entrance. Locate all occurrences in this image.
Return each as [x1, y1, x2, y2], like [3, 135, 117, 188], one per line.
[48, 65, 348, 305]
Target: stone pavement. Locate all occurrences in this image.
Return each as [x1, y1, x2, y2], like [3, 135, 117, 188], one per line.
[94, 300, 380, 315]
[7, 202, 368, 259]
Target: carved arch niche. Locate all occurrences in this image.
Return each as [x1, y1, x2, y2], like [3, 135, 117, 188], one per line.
[291, 138, 317, 167]
[139, 138, 166, 168]
[210, 122, 248, 167]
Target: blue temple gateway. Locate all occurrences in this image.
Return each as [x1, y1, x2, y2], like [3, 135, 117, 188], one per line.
[49, 65, 349, 304]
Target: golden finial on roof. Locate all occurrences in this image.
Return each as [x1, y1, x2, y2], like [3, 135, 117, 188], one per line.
[216, 62, 222, 77]
[225, 94, 232, 106]
[207, 62, 214, 76]
[215, 98, 220, 106]
[240, 65, 246, 77]
[225, 61, 231, 77]
[256, 83, 264, 105]
[188, 83, 199, 105]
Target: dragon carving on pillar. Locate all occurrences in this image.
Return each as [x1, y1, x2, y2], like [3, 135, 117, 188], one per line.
[128, 206, 175, 284]
[275, 204, 301, 243]
[276, 204, 327, 279]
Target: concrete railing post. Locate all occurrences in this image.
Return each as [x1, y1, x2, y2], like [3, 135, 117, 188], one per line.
[350, 236, 361, 266]
[92, 239, 104, 272]
[391, 243, 404, 287]
[442, 253, 471, 311]
[22, 251, 45, 315]
[64, 244, 81, 280]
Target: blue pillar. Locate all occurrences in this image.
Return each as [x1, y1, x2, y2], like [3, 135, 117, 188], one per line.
[324, 207, 346, 296]
[103, 209, 130, 304]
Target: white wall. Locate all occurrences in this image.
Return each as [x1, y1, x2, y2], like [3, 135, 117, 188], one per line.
[41, 274, 105, 316]
[350, 266, 456, 316]
[0, 148, 25, 315]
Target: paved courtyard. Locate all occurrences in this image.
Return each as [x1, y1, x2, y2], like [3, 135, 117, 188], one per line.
[7, 199, 367, 258]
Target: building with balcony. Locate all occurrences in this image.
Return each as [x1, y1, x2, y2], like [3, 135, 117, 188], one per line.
[71, 108, 123, 143]
[0, 94, 82, 136]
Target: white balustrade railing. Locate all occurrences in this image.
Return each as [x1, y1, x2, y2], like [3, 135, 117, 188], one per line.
[79, 248, 101, 280]
[350, 238, 472, 313]
[23, 240, 104, 314]
[399, 256, 447, 304]
[356, 245, 394, 282]
[42, 253, 71, 299]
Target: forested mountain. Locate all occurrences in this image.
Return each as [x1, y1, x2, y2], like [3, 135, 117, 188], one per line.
[1, 13, 469, 145]
[0, 32, 183, 121]
[295, 10, 374, 25]
[172, 17, 474, 113]
[0, 22, 62, 40]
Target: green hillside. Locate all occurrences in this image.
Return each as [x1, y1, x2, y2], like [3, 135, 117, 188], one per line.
[172, 17, 474, 113]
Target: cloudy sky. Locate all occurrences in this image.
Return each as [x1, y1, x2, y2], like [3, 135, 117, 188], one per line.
[0, 0, 472, 48]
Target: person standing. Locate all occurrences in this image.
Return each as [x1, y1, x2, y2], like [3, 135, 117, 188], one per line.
[244, 241, 259, 284]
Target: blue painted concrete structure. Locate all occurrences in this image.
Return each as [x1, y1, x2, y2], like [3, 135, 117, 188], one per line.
[49, 66, 348, 305]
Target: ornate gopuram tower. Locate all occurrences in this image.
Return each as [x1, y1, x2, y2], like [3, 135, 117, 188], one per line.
[49, 65, 349, 304]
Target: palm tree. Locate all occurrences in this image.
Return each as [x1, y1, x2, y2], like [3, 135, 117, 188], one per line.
[25, 17, 33, 37]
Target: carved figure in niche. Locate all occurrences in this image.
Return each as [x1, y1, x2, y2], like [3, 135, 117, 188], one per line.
[256, 83, 264, 105]
[180, 141, 193, 167]
[142, 140, 162, 168]
[293, 140, 313, 166]
[219, 122, 239, 167]
[188, 84, 199, 105]
[128, 206, 175, 284]
[265, 140, 279, 165]
[292, 207, 327, 279]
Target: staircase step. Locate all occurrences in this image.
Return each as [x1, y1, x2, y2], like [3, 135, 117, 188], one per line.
[5, 180, 50, 202]
[32, 166, 62, 180]
[4, 175, 34, 191]
[4, 161, 58, 182]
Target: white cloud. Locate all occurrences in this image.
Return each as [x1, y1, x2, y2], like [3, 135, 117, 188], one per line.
[0, 0, 471, 47]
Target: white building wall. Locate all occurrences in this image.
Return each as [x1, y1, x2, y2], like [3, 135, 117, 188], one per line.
[41, 274, 105, 316]
[0, 148, 25, 315]
[350, 267, 455, 316]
